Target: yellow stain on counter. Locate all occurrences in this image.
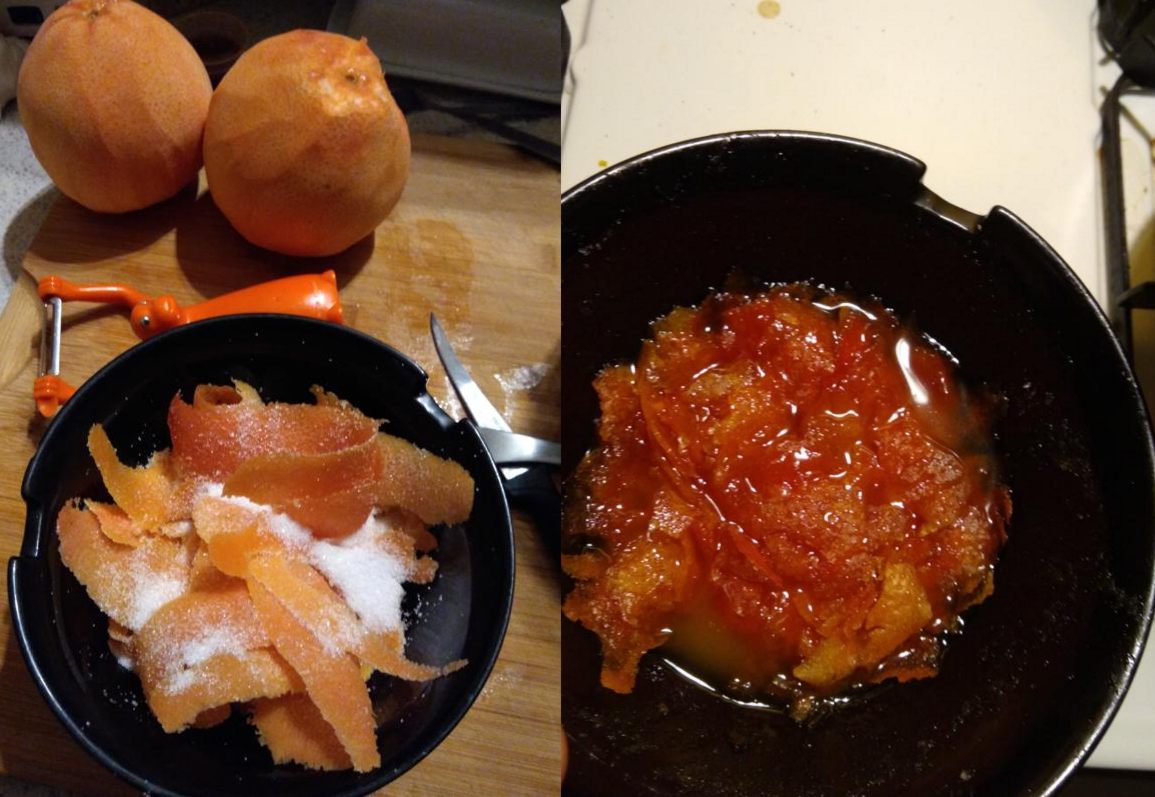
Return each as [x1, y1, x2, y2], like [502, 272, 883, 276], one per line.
[758, 0, 781, 18]
[598, 159, 608, 167]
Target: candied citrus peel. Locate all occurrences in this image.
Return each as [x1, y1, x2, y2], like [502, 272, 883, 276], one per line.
[56, 380, 475, 771]
[249, 578, 379, 772]
[223, 438, 385, 538]
[88, 426, 189, 528]
[375, 433, 475, 525]
[250, 694, 353, 770]
[168, 382, 379, 481]
[564, 287, 1010, 713]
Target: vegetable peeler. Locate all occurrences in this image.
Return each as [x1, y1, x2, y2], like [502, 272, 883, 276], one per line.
[35, 270, 344, 418]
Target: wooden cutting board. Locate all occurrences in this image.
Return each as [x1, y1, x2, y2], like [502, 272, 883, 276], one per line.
[0, 134, 560, 796]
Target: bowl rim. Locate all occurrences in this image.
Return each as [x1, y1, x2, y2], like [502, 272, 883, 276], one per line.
[8, 313, 516, 797]
[563, 129, 924, 199]
[560, 129, 1155, 796]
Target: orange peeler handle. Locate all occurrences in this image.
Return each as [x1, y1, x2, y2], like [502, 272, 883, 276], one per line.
[34, 271, 345, 417]
[183, 271, 343, 326]
[128, 271, 344, 338]
[38, 275, 150, 308]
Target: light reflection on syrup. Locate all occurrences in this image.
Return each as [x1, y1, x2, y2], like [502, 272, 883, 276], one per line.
[894, 336, 931, 406]
[812, 298, 880, 321]
[663, 652, 870, 720]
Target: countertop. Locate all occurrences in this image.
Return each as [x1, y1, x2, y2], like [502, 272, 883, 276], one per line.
[0, 105, 51, 311]
[0, 130, 561, 797]
[0, 115, 561, 796]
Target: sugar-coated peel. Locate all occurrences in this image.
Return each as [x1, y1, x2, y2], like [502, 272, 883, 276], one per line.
[57, 381, 476, 772]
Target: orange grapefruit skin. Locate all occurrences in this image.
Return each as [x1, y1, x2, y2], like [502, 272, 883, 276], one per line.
[17, 0, 212, 213]
[203, 30, 411, 257]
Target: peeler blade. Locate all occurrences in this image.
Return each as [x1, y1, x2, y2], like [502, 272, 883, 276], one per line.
[39, 296, 62, 378]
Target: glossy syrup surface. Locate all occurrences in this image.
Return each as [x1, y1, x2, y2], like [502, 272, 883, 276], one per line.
[563, 285, 1010, 717]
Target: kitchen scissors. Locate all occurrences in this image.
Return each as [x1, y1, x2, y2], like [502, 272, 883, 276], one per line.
[430, 315, 560, 557]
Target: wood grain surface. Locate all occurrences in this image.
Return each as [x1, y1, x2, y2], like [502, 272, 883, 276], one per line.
[0, 134, 560, 796]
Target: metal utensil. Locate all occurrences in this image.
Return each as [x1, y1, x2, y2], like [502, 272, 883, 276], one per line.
[430, 314, 559, 556]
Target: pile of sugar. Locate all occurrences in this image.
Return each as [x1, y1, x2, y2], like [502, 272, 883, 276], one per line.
[207, 484, 412, 637]
[122, 483, 417, 691]
[311, 525, 407, 635]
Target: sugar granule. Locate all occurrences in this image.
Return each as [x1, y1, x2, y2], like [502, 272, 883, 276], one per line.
[256, 506, 314, 550]
[310, 515, 408, 634]
[126, 555, 187, 631]
[496, 363, 549, 421]
[495, 363, 548, 392]
[162, 624, 251, 695]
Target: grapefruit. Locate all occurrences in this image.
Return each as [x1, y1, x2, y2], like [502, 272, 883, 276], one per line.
[17, 0, 212, 212]
[203, 30, 410, 257]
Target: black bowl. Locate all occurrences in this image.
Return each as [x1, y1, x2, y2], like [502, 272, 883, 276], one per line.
[9, 314, 514, 797]
[561, 131, 1155, 796]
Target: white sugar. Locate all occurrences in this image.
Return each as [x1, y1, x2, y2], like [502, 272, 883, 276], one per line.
[161, 623, 252, 695]
[165, 666, 204, 696]
[310, 515, 407, 634]
[207, 486, 312, 549]
[496, 362, 549, 392]
[189, 493, 417, 639]
[294, 598, 364, 656]
[160, 520, 194, 538]
[496, 363, 549, 420]
[126, 555, 188, 631]
[182, 626, 248, 669]
[261, 510, 313, 550]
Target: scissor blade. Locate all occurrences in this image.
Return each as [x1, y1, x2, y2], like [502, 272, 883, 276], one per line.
[480, 427, 562, 467]
[430, 314, 512, 433]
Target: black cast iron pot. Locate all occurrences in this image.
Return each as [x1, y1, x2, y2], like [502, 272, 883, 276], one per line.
[561, 131, 1155, 797]
[10, 314, 514, 797]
